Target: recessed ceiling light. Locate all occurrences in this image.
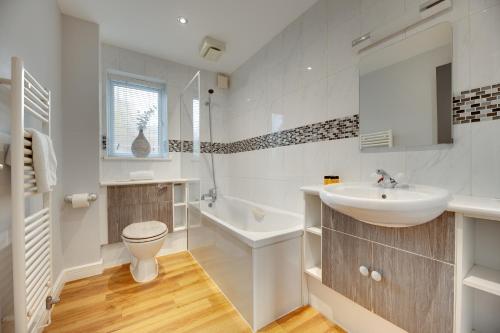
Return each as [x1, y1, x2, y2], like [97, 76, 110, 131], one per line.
[306, 66, 313, 71]
[177, 16, 188, 25]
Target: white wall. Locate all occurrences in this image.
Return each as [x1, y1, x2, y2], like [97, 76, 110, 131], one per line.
[223, 1, 500, 332]
[100, 43, 229, 203]
[100, 44, 182, 181]
[0, 0, 63, 325]
[100, 44, 229, 182]
[98, 45, 230, 264]
[225, 0, 500, 215]
[61, 15, 102, 268]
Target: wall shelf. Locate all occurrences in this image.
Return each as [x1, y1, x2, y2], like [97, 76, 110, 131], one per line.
[173, 183, 188, 231]
[305, 266, 322, 282]
[174, 225, 187, 232]
[306, 226, 322, 236]
[456, 215, 500, 333]
[302, 189, 323, 292]
[464, 265, 500, 297]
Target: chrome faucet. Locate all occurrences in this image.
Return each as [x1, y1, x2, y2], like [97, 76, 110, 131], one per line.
[375, 169, 398, 189]
[201, 188, 217, 205]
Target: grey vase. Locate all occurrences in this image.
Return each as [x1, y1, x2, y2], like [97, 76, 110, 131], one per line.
[131, 129, 151, 158]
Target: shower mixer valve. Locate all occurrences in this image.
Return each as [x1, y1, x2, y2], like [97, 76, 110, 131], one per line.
[201, 188, 217, 203]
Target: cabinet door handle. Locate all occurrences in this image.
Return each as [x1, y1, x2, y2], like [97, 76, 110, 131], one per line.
[359, 265, 370, 277]
[371, 270, 382, 282]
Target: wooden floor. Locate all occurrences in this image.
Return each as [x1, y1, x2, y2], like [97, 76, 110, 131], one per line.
[45, 252, 345, 333]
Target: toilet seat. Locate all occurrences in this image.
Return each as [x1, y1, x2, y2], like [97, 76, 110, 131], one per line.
[122, 221, 168, 242]
[122, 231, 167, 243]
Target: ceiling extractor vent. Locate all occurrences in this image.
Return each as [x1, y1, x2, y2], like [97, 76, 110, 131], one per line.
[200, 36, 226, 62]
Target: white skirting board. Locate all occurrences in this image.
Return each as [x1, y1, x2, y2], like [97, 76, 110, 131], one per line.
[33, 260, 104, 333]
[58, 260, 104, 287]
[306, 276, 406, 333]
[52, 270, 67, 300]
[49, 259, 104, 306]
[52, 231, 187, 297]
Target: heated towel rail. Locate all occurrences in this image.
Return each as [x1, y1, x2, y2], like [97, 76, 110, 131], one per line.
[8, 57, 53, 333]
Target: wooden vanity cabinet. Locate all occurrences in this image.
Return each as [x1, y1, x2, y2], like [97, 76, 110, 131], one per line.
[322, 206, 454, 333]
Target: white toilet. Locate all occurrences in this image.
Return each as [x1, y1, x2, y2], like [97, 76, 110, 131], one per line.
[121, 221, 168, 283]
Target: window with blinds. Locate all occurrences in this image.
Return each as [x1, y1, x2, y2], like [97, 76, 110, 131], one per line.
[107, 72, 167, 158]
[192, 98, 200, 157]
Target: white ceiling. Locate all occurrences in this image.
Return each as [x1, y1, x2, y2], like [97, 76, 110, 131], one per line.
[58, 0, 319, 73]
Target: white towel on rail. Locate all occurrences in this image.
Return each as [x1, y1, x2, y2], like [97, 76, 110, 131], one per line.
[28, 128, 57, 193]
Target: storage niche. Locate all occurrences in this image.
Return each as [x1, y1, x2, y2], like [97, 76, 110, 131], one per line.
[303, 192, 322, 281]
[173, 183, 188, 231]
[457, 216, 500, 333]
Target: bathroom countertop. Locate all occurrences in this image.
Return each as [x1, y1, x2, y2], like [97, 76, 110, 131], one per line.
[100, 178, 198, 186]
[300, 185, 325, 195]
[448, 195, 500, 221]
[300, 185, 500, 222]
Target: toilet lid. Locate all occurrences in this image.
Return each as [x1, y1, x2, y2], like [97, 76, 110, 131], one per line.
[122, 221, 168, 240]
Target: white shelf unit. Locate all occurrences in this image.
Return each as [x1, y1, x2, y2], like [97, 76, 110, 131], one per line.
[305, 266, 322, 281]
[463, 265, 500, 297]
[306, 226, 322, 236]
[456, 215, 500, 333]
[303, 192, 322, 282]
[173, 183, 188, 232]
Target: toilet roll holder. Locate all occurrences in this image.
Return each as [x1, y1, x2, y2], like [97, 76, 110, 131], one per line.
[64, 193, 98, 204]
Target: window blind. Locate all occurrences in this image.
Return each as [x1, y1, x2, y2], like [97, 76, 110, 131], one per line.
[192, 98, 200, 157]
[107, 72, 167, 158]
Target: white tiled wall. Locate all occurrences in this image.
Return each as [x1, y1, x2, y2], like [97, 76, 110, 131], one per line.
[100, 44, 228, 182]
[223, 0, 500, 214]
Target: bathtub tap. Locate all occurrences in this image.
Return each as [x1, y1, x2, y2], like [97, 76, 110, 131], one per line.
[201, 188, 217, 206]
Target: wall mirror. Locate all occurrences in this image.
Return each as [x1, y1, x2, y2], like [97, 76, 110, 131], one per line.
[359, 22, 453, 151]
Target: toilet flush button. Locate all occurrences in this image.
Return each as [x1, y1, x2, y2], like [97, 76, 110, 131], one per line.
[371, 270, 382, 282]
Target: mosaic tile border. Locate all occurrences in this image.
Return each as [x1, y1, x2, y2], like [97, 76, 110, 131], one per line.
[105, 82, 500, 155]
[453, 83, 500, 124]
[225, 115, 359, 154]
[168, 115, 359, 154]
[168, 140, 229, 154]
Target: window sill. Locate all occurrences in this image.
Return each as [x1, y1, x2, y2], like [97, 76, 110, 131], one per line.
[102, 156, 173, 162]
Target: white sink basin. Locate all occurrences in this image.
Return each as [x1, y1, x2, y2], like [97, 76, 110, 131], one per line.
[319, 183, 450, 227]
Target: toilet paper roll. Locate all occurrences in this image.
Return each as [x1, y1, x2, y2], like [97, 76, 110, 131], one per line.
[71, 193, 90, 208]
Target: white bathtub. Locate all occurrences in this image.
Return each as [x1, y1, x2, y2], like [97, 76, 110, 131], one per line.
[200, 196, 303, 248]
[188, 196, 304, 332]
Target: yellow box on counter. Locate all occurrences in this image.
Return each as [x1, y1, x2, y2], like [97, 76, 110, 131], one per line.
[323, 176, 340, 185]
